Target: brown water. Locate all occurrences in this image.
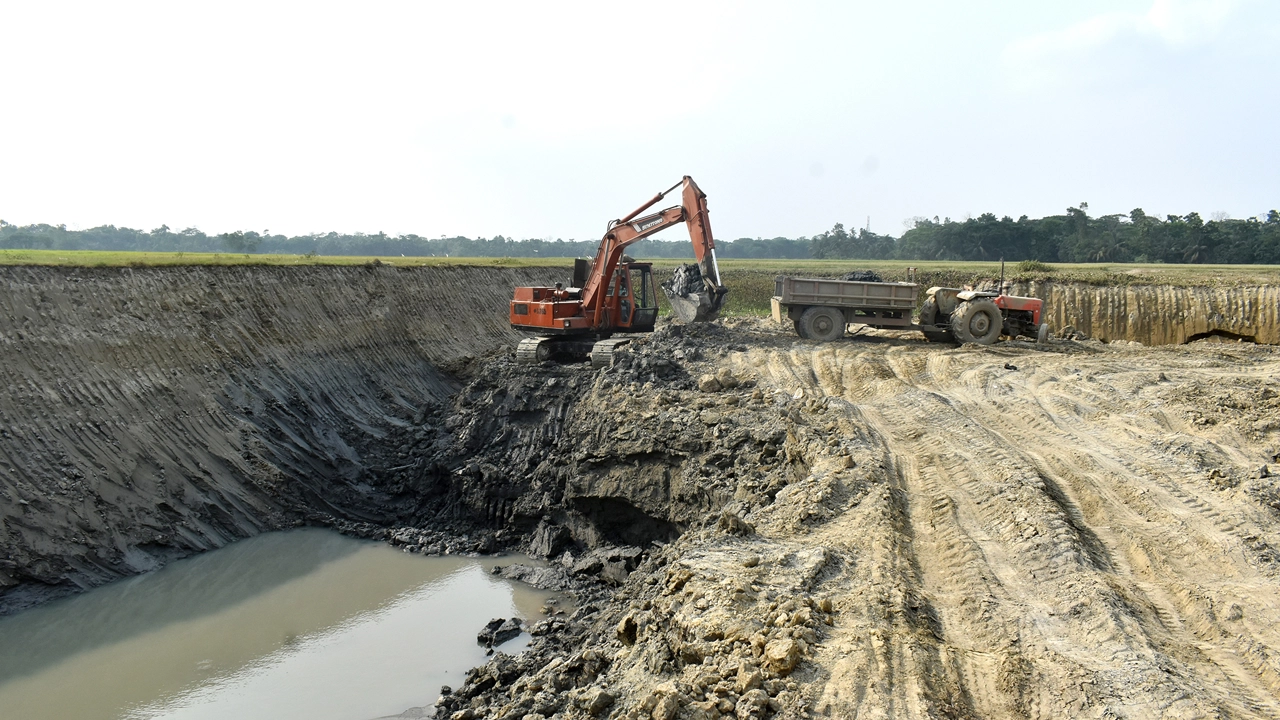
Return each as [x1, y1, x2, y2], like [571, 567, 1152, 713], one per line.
[0, 528, 557, 720]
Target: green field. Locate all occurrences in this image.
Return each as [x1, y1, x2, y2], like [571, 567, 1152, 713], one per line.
[0, 249, 579, 269]
[4, 249, 1278, 318]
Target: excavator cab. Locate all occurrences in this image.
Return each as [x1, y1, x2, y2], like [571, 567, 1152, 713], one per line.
[612, 262, 657, 332]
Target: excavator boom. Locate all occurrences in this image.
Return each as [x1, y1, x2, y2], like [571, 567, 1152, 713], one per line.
[579, 176, 726, 326]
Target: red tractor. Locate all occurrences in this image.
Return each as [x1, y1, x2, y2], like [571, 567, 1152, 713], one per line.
[918, 287, 1048, 344]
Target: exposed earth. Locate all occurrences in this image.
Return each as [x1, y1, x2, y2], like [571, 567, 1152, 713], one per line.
[2, 265, 1279, 719]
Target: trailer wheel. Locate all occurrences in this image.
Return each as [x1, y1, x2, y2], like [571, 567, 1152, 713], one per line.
[793, 318, 809, 339]
[799, 306, 846, 342]
[950, 299, 1002, 345]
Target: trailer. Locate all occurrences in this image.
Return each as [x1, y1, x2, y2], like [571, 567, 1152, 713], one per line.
[771, 274, 1049, 344]
[771, 276, 919, 341]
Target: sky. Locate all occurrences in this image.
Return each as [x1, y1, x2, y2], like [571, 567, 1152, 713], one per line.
[1, 0, 1277, 241]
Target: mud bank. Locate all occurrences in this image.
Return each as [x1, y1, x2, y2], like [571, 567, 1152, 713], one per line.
[1015, 281, 1280, 345]
[0, 263, 565, 612]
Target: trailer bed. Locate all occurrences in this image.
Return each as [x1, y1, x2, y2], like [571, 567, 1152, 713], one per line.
[773, 276, 919, 310]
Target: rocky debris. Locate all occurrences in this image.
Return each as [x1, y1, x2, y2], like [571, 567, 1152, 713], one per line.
[433, 638, 613, 720]
[581, 687, 616, 715]
[529, 521, 573, 560]
[441, 519, 845, 716]
[763, 638, 801, 675]
[717, 510, 755, 536]
[698, 374, 723, 393]
[374, 525, 505, 557]
[571, 546, 645, 586]
[429, 377, 881, 716]
[716, 367, 740, 389]
[662, 263, 706, 298]
[495, 564, 573, 591]
[839, 270, 883, 283]
[477, 618, 524, 648]
[700, 367, 742, 394]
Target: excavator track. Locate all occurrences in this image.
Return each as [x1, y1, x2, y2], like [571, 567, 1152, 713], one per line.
[589, 337, 632, 369]
[516, 337, 554, 363]
[516, 336, 604, 364]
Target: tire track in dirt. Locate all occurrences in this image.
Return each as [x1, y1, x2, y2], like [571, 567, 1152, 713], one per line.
[743, 338, 1280, 719]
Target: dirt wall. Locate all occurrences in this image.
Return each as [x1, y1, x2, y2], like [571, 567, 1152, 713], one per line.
[1014, 281, 1280, 345]
[4, 266, 1277, 614]
[0, 263, 566, 612]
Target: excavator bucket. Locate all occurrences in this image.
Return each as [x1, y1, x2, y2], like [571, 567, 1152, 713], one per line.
[662, 263, 728, 323]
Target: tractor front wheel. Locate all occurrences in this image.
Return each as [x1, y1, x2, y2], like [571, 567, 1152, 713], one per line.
[919, 298, 940, 326]
[950, 299, 1003, 345]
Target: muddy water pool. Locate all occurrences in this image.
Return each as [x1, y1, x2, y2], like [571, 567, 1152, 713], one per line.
[0, 528, 558, 720]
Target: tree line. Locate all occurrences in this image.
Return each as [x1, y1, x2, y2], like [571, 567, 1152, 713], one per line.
[3, 205, 1278, 263]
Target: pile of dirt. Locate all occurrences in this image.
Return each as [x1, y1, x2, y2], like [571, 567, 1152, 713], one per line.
[662, 264, 706, 298]
[356, 319, 800, 553]
[838, 270, 882, 283]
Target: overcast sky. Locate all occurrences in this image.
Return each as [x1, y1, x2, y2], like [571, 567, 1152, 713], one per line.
[2, 1, 1276, 241]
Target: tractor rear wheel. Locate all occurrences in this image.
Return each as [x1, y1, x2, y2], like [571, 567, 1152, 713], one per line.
[799, 306, 846, 342]
[950, 299, 1002, 345]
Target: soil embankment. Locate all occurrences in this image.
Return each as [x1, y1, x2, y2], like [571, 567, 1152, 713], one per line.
[1016, 281, 1280, 345]
[0, 263, 564, 612]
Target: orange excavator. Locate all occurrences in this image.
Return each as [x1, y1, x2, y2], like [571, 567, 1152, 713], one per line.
[509, 176, 728, 365]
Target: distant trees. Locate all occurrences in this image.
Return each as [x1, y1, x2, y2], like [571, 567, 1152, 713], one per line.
[890, 207, 1280, 265]
[219, 231, 261, 253]
[3, 206, 1278, 263]
[809, 223, 896, 260]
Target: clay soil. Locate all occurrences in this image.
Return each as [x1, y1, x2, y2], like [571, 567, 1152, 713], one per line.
[3, 265, 1280, 719]
[437, 322, 1280, 717]
[429, 320, 1280, 720]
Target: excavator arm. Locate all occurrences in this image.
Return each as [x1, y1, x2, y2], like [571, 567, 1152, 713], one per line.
[579, 176, 726, 327]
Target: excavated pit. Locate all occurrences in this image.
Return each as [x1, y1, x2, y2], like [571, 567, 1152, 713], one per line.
[4, 265, 1280, 719]
[1011, 280, 1280, 345]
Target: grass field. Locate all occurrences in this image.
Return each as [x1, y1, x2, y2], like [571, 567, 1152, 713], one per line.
[4, 249, 1278, 317]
